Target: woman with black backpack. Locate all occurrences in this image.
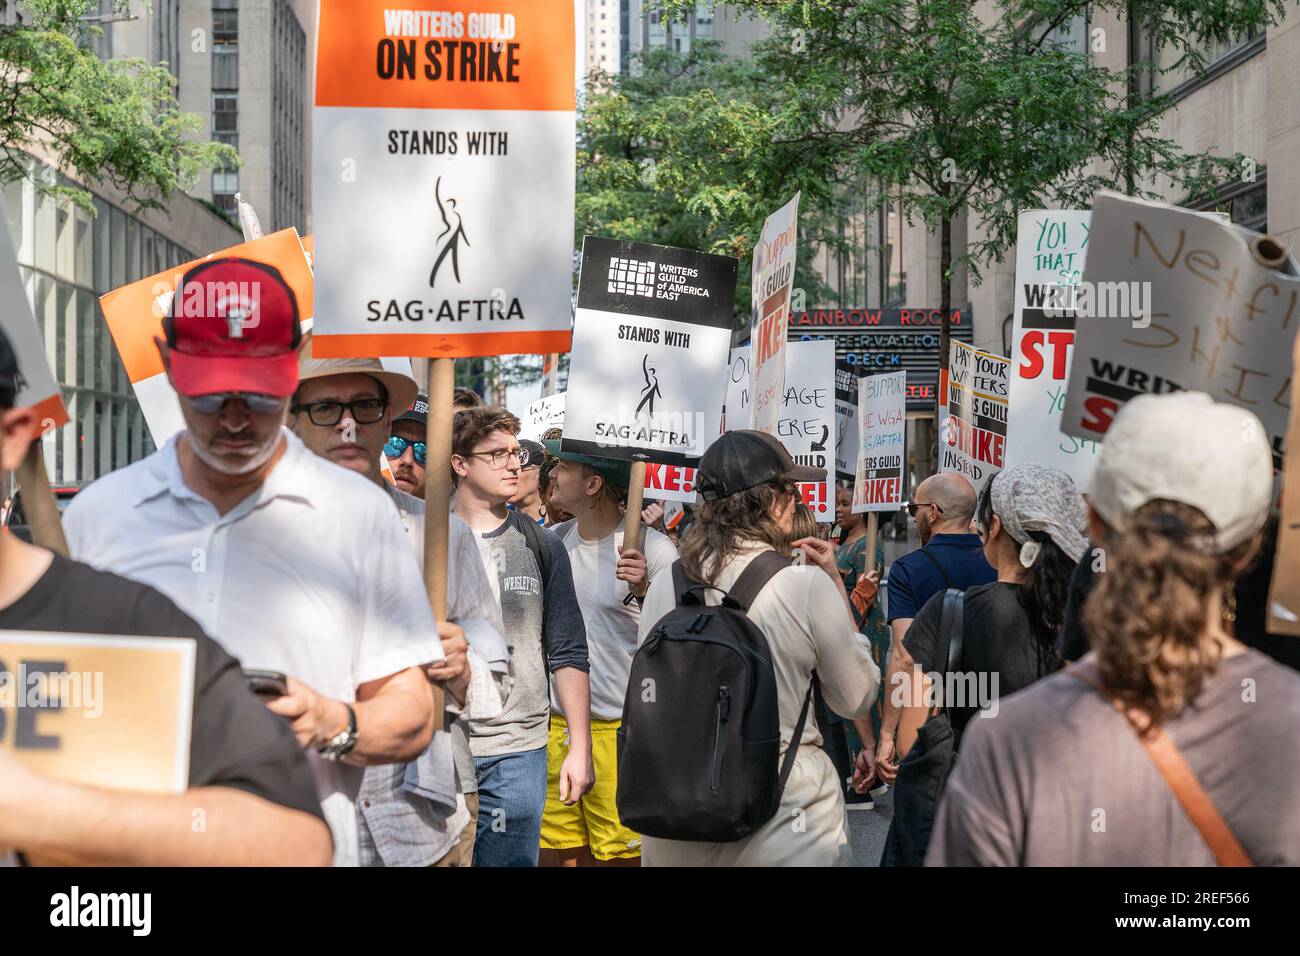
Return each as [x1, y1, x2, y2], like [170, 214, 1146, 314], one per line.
[883, 463, 1087, 866]
[628, 431, 880, 866]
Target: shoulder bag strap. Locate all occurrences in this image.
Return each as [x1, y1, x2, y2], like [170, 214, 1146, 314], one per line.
[1067, 664, 1254, 867]
[917, 546, 956, 589]
[934, 588, 965, 715]
[776, 682, 815, 801]
[724, 550, 792, 610]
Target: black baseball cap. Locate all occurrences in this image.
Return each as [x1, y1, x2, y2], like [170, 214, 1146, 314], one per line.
[0, 325, 18, 410]
[519, 439, 547, 470]
[696, 430, 824, 501]
[393, 394, 429, 427]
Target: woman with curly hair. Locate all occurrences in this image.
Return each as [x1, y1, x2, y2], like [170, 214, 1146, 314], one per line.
[928, 393, 1300, 866]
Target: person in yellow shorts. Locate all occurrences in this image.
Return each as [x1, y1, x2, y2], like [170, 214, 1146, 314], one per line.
[538, 441, 678, 866]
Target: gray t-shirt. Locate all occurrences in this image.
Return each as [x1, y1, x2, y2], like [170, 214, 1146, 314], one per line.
[466, 512, 588, 757]
[927, 649, 1300, 866]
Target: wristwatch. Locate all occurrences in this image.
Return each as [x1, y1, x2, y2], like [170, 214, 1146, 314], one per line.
[318, 702, 359, 762]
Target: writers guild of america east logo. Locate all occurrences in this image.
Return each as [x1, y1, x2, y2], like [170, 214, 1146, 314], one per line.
[609, 257, 655, 297]
[430, 176, 470, 288]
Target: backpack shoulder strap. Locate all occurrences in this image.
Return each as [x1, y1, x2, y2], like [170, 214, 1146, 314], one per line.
[724, 551, 791, 610]
[1067, 664, 1254, 867]
[938, 588, 965, 679]
[917, 546, 956, 589]
[776, 682, 814, 801]
[519, 512, 552, 586]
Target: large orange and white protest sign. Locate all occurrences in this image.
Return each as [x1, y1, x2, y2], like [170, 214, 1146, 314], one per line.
[0, 193, 68, 435]
[98, 230, 314, 443]
[0, 632, 194, 793]
[749, 193, 800, 434]
[1062, 192, 1300, 471]
[311, 0, 576, 359]
[1005, 209, 1100, 485]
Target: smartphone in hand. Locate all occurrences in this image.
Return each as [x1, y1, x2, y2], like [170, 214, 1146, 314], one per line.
[243, 669, 289, 697]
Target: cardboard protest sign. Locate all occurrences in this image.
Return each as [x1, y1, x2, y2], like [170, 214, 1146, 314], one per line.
[1268, 327, 1300, 636]
[561, 237, 736, 466]
[835, 361, 868, 483]
[0, 632, 194, 793]
[853, 371, 907, 513]
[99, 229, 314, 444]
[1005, 210, 1101, 484]
[781, 340, 835, 519]
[521, 391, 566, 441]
[311, 0, 576, 359]
[749, 193, 800, 434]
[1062, 191, 1300, 472]
[940, 341, 1009, 493]
[0, 193, 68, 435]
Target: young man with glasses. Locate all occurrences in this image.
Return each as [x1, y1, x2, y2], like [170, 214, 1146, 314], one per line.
[451, 406, 592, 866]
[873, 472, 994, 785]
[289, 341, 510, 866]
[63, 258, 446, 866]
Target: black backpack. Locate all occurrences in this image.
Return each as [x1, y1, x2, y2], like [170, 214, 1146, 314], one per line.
[616, 551, 813, 843]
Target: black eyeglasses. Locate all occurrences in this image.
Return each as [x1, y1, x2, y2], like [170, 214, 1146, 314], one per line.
[292, 398, 387, 427]
[189, 392, 284, 415]
[461, 445, 529, 469]
[906, 501, 944, 517]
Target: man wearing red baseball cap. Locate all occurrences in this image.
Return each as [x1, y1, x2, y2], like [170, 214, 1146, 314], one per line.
[65, 257, 456, 866]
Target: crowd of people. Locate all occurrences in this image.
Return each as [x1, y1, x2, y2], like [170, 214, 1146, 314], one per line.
[0, 257, 1296, 867]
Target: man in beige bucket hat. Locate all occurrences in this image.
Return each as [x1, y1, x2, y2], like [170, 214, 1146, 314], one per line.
[290, 331, 510, 867]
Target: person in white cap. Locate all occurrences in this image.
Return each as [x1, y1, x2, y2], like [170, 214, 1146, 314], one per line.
[884, 463, 1087, 866]
[290, 334, 509, 867]
[928, 392, 1300, 866]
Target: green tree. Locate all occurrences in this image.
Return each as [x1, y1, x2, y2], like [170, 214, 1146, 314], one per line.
[658, 0, 1285, 457]
[0, 0, 236, 213]
[578, 41, 847, 330]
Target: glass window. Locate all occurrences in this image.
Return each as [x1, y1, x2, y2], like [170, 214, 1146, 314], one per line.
[110, 206, 126, 287]
[55, 282, 71, 385]
[1138, 23, 1260, 95]
[4, 177, 22, 249]
[55, 201, 74, 281]
[213, 92, 239, 133]
[881, 187, 906, 306]
[93, 198, 110, 292]
[78, 289, 94, 388]
[34, 186, 55, 273]
[126, 216, 140, 281]
[74, 205, 93, 286]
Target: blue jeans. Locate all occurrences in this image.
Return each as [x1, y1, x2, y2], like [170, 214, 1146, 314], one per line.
[472, 746, 548, 867]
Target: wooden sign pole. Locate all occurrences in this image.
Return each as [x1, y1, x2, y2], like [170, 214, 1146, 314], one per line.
[863, 511, 879, 577]
[623, 461, 647, 554]
[422, 357, 454, 732]
[15, 439, 67, 557]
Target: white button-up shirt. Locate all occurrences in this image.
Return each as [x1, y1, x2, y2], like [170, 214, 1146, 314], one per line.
[63, 428, 442, 867]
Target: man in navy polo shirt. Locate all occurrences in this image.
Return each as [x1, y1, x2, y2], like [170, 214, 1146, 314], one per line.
[875, 472, 994, 782]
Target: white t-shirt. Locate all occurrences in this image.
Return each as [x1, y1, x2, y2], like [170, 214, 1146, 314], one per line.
[63, 429, 442, 867]
[559, 524, 678, 720]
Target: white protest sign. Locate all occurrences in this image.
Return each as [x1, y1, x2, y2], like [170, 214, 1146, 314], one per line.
[723, 346, 750, 434]
[521, 392, 566, 441]
[854, 371, 907, 513]
[642, 461, 698, 504]
[940, 341, 1010, 493]
[1062, 191, 1299, 472]
[781, 340, 835, 520]
[561, 237, 737, 466]
[0, 193, 68, 435]
[1005, 209, 1100, 485]
[834, 361, 867, 483]
[749, 193, 800, 434]
[311, 0, 576, 359]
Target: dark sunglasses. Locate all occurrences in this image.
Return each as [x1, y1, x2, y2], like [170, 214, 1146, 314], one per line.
[189, 392, 284, 415]
[906, 501, 944, 517]
[291, 398, 387, 427]
[384, 435, 427, 466]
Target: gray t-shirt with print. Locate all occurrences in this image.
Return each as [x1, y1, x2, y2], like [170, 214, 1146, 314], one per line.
[466, 512, 588, 758]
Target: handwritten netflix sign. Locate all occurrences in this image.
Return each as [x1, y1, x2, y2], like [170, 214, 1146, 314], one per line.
[1062, 191, 1299, 471]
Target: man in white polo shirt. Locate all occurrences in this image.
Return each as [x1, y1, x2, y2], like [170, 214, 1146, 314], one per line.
[290, 338, 509, 867]
[63, 257, 454, 866]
